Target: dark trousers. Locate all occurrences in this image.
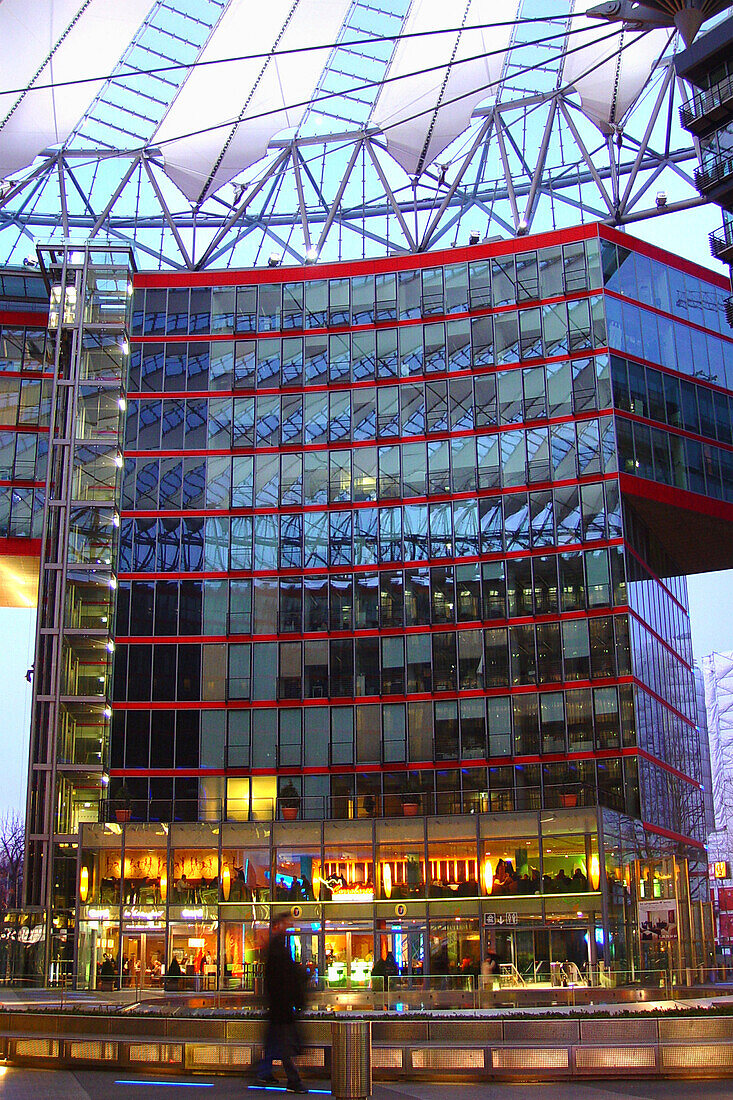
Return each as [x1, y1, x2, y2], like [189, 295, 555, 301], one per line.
[258, 1021, 303, 1086]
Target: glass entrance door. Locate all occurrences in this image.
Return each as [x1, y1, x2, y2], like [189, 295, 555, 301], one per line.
[122, 930, 165, 988]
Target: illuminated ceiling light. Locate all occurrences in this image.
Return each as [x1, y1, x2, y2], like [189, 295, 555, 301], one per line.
[483, 859, 493, 896]
[590, 854, 601, 891]
[160, 871, 167, 902]
[79, 866, 89, 903]
[114, 453, 123, 469]
[267, 253, 282, 268]
[118, 397, 126, 411]
[112, 513, 120, 528]
[109, 577, 117, 590]
[305, 247, 319, 263]
[221, 864, 231, 902]
[106, 640, 114, 653]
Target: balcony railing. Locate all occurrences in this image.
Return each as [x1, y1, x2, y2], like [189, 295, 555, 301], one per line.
[710, 219, 733, 262]
[99, 782, 618, 826]
[680, 74, 733, 134]
[725, 295, 733, 329]
[695, 152, 733, 194]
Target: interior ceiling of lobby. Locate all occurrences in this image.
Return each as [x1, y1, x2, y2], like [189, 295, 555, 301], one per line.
[0, 553, 39, 609]
[0, 0, 728, 272]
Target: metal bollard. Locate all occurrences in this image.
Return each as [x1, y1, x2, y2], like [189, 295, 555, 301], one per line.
[331, 1019, 372, 1100]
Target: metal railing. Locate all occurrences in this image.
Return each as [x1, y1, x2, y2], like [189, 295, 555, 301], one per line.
[680, 73, 733, 131]
[100, 783, 609, 826]
[710, 219, 733, 260]
[695, 152, 733, 192]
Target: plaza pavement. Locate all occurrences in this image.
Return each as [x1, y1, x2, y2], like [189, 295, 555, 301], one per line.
[3, 1070, 733, 1100]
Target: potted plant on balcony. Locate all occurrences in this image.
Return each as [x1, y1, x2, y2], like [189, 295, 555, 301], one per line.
[280, 781, 301, 821]
[115, 781, 132, 824]
[402, 774, 423, 817]
[559, 766, 579, 808]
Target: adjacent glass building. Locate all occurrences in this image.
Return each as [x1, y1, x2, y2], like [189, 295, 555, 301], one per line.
[12, 222, 732, 987]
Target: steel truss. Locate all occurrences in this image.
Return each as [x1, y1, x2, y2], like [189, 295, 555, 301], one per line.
[0, 57, 706, 270]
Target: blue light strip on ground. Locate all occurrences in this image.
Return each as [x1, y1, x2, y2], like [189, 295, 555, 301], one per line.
[247, 1087, 331, 1095]
[115, 1082, 214, 1088]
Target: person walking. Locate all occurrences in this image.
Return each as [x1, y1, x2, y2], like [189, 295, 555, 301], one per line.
[255, 913, 308, 1093]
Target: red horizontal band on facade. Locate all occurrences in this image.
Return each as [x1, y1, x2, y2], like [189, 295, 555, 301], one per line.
[616, 408, 733, 455]
[108, 745, 699, 790]
[619, 471, 733, 526]
[116, 537, 627, 583]
[134, 223, 728, 292]
[0, 310, 48, 327]
[626, 607, 693, 673]
[0, 479, 44, 489]
[120, 473, 618, 522]
[606, 288, 733, 348]
[640, 819, 706, 850]
[623, 544, 688, 617]
[131, 290, 603, 346]
[115, 606, 631, 646]
[0, 536, 40, 556]
[636, 748, 702, 790]
[632, 677, 697, 732]
[598, 224, 731, 292]
[0, 369, 54, 381]
[0, 424, 49, 434]
[611, 345, 733, 401]
[135, 224, 600, 289]
[127, 350, 609, 401]
[113, 676, 637, 713]
[125, 419, 615, 465]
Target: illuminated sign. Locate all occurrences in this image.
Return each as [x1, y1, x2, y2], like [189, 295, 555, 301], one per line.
[123, 907, 164, 921]
[330, 886, 374, 902]
[86, 908, 110, 921]
[483, 912, 518, 927]
[712, 862, 730, 880]
[181, 907, 205, 920]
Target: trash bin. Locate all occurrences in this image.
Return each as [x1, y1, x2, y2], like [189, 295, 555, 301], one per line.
[331, 1019, 372, 1100]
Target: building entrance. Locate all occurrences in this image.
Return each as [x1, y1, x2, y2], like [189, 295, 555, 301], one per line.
[121, 930, 165, 988]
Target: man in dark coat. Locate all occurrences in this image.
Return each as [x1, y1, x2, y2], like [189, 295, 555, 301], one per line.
[255, 913, 308, 1093]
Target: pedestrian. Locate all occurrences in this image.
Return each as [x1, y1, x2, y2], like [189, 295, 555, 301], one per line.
[255, 913, 308, 1093]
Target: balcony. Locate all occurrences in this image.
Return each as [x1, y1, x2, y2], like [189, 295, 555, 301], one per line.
[680, 74, 733, 135]
[99, 782, 614, 827]
[710, 220, 733, 263]
[725, 295, 733, 329]
[695, 152, 733, 206]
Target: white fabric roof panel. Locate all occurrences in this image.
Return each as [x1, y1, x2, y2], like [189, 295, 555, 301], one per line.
[562, 0, 671, 133]
[0, 0, 155, 178]
[153, 0, 351, 205]
[370, 0, 521, 177]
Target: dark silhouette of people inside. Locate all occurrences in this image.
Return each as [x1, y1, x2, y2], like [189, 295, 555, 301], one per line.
[166, 953, 182, 991]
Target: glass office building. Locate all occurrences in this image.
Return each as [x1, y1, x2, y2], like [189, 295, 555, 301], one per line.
[14, 223, 732, 987]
